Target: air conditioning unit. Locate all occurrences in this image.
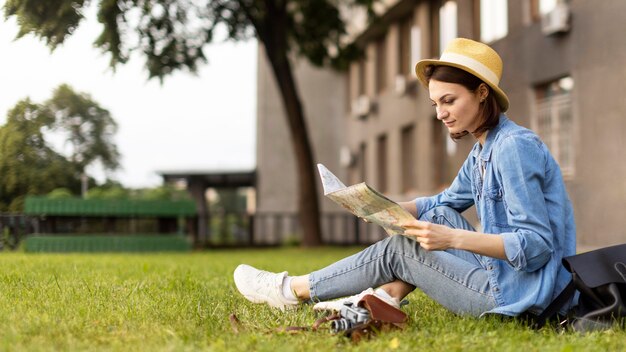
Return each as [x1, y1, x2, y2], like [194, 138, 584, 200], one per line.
[351, 95, 372, 119]
[541, 3, 571, 36]
[395, 75, 407, 96]
[339, 146, 356, 167]
[394, 75, 416, 96]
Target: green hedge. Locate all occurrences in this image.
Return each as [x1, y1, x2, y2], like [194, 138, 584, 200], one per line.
[24, 197, 196, 217]
[22, 235, 192, 253]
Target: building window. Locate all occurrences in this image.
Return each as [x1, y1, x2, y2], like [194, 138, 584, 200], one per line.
[398, 15, 414, 77]
[376, 36, 387, 94]
[352, 142, 367, 185]
[532, 76, 575, 177]
[439, 1, 458, 55]
[354, 143, 367, 183]
[480, 0, 508, 42]
[377, 134, 388, 193]
[358, 58, 367, 96]
[346, 69, 353, 114]
[401, 125, 416, 193]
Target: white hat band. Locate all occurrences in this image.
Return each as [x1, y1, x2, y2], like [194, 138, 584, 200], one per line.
[438, 52, 500, 86]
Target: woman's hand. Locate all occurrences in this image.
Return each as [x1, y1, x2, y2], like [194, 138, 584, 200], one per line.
[402, 220, 507, 259]
[401, 220, 457, 251]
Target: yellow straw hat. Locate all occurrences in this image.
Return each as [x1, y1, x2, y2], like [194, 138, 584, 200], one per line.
[415, 38, 509, 111]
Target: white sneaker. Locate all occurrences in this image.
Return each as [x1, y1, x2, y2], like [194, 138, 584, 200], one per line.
[233, 264, 299, 310]
[312, 288, 401, 312]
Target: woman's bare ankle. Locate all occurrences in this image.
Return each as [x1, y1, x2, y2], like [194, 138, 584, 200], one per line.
[379, 280, 415, 301]
[290, 275, 311, 300]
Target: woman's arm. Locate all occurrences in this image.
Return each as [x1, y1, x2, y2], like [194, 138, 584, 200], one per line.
[398, 201, 418, 218]
[401, 220, 506, 260]
[408, 151, 478, 221]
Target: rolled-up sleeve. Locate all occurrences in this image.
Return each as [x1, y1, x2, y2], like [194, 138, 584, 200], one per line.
[415, 154, 475, 217]
[496, 135, 554, 272]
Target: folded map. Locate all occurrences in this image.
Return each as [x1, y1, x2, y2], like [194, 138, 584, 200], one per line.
[317, 164, 415, 236]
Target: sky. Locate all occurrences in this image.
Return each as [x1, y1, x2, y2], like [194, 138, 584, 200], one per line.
[0, 4, 257, 189]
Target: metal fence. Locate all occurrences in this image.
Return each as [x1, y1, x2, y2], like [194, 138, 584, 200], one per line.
[251, 211, 386, 246]
[0, 213, 34, 250]
[0, 211, 384, 250]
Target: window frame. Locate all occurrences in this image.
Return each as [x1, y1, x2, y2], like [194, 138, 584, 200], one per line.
[531, 76, 576, 179]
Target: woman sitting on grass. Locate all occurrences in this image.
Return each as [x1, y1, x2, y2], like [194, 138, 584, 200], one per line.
[233, 38, 576, 318]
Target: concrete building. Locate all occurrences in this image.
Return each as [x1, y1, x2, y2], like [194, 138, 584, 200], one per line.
[255, 0, 626, 248]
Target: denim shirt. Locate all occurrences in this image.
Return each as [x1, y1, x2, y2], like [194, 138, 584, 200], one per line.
[414, 115, 576, 316]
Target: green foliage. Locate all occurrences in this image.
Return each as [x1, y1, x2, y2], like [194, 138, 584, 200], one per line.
[1, 226, 17, 249]
[208, 213, 249, 244]
[48, 183, 191, 203]
[47, 188, 75, 199]
[3, 0, 381, 245]
[3, 0, 87, 50]
[86, 185, 129, 200]
[0, 99, 81, 211]
[22, 235, 191, 252]
[40, 183, 192, 204]
[0, 248, 624, 351]
[3, 0, 372, 80]
[211, 188, 246, 213]
[137, 185, 191, 201]
[0, 84, 122, 211]
[45, 84, 121, 173]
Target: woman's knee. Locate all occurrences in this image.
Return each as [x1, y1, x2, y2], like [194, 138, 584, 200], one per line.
[384, 234, 420, 253]
[419, 206, 457, 221]
[419, 206, 475, 231]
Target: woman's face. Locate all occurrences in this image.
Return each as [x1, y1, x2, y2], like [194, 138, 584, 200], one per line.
[429, 79, 484, 136]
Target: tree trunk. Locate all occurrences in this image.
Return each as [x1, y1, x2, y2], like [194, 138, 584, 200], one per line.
[262, 48, 323, 247]
[251, 1, 322, 247]
[80, 172, 88, 198]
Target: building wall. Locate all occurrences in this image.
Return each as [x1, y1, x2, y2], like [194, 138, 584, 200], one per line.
[255, 46, 347, 214]
[492, 0, 626, 247]
[255, 0, 626, 247]
[344, 1, 478, 236]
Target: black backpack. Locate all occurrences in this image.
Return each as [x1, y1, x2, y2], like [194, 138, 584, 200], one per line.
[533, 243, 626, 331]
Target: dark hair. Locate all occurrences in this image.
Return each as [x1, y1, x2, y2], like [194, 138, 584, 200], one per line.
[424, 65, 501, 140]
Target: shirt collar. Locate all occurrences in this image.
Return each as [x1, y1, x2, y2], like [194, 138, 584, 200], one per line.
[471, 114, 508, 161]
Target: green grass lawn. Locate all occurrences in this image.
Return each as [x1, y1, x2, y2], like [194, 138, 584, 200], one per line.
[0, 247, 624, 351]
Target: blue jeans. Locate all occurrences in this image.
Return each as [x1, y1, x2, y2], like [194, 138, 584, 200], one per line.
[308, 206, 498, 317]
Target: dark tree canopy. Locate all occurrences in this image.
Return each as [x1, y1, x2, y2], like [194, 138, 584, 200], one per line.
[4, 0, 370, 78]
